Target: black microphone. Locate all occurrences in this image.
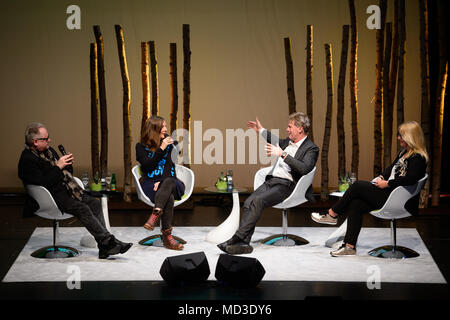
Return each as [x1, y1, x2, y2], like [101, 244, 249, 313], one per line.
[164, 133, 178, 146]
[58, 144, 67, 156]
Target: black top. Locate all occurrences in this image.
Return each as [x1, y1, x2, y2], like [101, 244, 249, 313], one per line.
[381, 150, 427, 189]
[135, 142, 179, 182]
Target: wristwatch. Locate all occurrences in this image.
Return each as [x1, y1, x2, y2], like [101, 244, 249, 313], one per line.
[281, 151, 288, 159]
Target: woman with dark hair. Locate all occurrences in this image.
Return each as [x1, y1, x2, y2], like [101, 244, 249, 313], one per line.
[136, 116, 185, 250]
[311, 121, 428, 257]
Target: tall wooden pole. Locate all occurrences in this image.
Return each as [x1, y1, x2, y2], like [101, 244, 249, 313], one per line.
[431, 0, 448, 207]
[114, 25, 132, 202]
[141, 42, 150, 135]
[306, 25, 314, 142]
[373, 0, 387, 176]
[337, 25, 350, 180]
[149, 41, 159, 116]
[93, 25, 108, 176]
[321, 44, 334, 201]
[348, 0, 359, 178]
[431, 61, 448, 206]
[387, 0, 400, 164]
[382, 23, 393, 169]
[183, 24, 192, 167]
[90, 43, 100, 178]
[419, 0, 431, 208]
[170, 43, 178, 135]
[396, 0, 406, 152]
[284, 37, 296, 114]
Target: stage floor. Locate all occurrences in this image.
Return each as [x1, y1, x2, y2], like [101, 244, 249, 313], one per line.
[2, 226, 445, 284]
[0, 192, 449, 301]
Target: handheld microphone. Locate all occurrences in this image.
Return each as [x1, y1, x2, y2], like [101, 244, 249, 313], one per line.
[164, 133, 178, 146]
[58, 144, 67, 156]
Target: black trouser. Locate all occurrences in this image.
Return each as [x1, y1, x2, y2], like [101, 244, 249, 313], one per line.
[235, 177, 294, 244]
[332, 180, 392, 246]
[60, 193, 111, 244]
[154, 178, 177, 230]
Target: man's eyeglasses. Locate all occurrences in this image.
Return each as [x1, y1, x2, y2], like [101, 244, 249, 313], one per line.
[35, 136, 50, 142]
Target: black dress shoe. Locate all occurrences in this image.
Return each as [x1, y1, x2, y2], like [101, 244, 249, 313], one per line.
[217, 235, 241, 253]
[225, 241, 254, 255]
[115, 238, 133, 254]
[98, 235, 132, 259]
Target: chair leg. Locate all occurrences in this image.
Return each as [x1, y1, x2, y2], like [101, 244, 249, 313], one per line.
[261, 209, 309, 246]
[53, 220, 58, 250]
[368, 219, 419, 259]
[31, 220, 80, 259]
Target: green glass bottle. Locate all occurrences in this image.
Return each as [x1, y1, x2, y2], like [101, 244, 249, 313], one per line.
[110, 173, 116, 192]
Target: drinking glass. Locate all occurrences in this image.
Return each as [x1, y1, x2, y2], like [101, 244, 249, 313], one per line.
[105, 172, 112, 191]
[81, 172, 89, 190]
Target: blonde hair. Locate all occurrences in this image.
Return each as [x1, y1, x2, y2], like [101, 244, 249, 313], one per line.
[398, 121, 429, 162]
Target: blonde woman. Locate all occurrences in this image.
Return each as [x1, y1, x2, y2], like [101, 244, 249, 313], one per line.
[311, 121, 428, 256]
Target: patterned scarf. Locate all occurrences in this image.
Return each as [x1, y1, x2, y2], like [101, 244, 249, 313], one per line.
[26, 145, 84, 201]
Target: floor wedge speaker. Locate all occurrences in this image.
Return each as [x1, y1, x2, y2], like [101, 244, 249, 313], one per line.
[215, 254, 265, 287]
[159, 251, 210, 286]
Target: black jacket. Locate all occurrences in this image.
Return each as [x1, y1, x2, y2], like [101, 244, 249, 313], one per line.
[135, 142, 179, 182]
[380, 150, 427, 215]
[18, 147, 71, 217]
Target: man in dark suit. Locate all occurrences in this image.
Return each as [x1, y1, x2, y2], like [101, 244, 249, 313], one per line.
[18, 122, 132, 259]
[218, 112, 319, 254]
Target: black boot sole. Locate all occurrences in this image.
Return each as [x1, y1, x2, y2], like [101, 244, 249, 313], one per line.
[120, 243, 133, 254]
[225, 244, 254, 255]
[98, 243, 122, 259]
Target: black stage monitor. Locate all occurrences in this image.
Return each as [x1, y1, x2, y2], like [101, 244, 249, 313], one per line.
[215, 254, 265, 287]
[159, 251, 210, 286]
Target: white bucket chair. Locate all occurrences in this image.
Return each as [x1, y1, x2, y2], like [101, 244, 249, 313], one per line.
[254, 166, 316, 246]
[325, 174, 428, 259]
[25, 176, 84, 259]
[132, 164, 194, 247]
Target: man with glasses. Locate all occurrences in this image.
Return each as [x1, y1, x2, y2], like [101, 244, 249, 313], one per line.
[18, 122, 133, 259]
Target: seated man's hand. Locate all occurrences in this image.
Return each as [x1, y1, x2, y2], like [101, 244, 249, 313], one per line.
[265, 143, 283, 157]
[247, 117, 262, 131]
[57, 154, 74, 169]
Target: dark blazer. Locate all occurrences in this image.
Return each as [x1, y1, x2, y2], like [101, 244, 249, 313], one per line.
[380, 150, 427, 215]
[262, 129, 319, 201]
[18, 147, 71, 217]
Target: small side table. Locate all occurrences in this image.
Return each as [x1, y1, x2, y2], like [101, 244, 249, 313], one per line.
[204, 187, 247, 244]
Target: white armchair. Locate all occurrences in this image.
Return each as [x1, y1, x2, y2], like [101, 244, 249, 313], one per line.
[132, 164, 195, 246]
[25, 178, 83, 258]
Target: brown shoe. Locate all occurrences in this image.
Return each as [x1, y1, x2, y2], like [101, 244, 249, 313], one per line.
[161, 227, 184, 250]
[144, 208, 162, 231]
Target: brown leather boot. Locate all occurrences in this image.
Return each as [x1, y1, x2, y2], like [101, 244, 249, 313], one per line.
[144, 208, 162, 231]
[161, 227, 184, 250]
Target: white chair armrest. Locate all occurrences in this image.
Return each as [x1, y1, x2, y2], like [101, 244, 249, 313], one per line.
[273, 167, 316, 209]
[253, 167, 272, 190]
